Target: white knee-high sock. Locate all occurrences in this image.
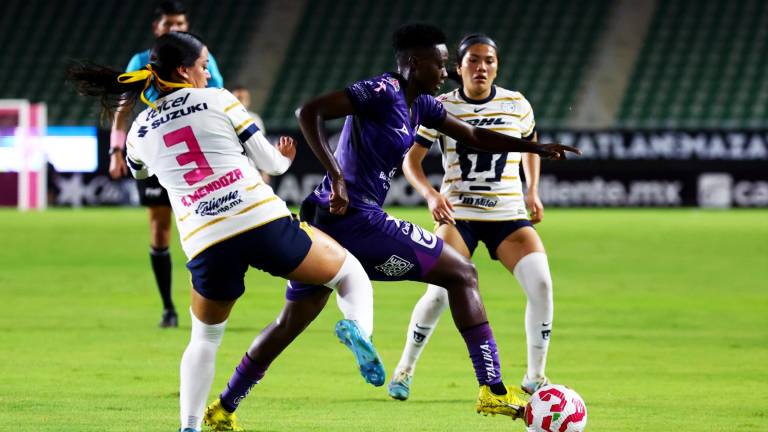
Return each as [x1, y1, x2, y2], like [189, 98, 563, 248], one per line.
[180, 308, 227, 431]
[513, 252, 554, 380]
[327, 251, 374, 338]
[395, 284, 449, 374]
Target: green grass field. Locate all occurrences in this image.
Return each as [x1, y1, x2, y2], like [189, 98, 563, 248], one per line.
[1, 208, 766, 431]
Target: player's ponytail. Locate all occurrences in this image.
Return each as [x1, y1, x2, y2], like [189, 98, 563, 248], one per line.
[117, 64, 191, 110]
[66, 31, 204, 123]
[65, 61, 147, 124]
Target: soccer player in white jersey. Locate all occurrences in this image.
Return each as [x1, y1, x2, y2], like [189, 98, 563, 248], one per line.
[66, 32, 382, 432]
[108, 0, 226, 329]
[388, 33, 555, 401]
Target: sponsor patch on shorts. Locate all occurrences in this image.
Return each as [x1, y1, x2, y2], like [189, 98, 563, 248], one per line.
[375, 255, 414, 277]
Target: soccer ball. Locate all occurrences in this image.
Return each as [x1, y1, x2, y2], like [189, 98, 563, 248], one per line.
[524, 384, 588, 432]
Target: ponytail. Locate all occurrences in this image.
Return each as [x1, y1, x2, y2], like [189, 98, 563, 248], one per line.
[66, 31, 202, 123]
[117, 64, 191, 109]
[65, 61, 144, 124]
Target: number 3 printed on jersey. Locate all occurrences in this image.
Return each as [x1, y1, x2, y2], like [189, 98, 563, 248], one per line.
[163, 126, 214, 186]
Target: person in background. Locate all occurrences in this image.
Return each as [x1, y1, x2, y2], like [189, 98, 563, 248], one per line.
[388, 33, 555, 401]
[230, 85, 265, 131]
[107, 0, 224, 328]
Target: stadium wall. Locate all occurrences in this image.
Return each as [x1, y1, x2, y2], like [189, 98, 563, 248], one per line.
[45, 129, 768, 208]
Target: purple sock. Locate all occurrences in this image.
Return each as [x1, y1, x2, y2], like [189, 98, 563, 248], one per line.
[460, 322, 503, 386]
[219, 353, 268, 412]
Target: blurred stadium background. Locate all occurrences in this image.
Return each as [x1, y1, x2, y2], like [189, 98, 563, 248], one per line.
[1, 0, 766, 209]
[1, 1, 767, 431]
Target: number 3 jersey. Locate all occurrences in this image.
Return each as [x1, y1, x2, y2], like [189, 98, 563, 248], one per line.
[415, 86, 536, 221]
[125, 88, 292, 259]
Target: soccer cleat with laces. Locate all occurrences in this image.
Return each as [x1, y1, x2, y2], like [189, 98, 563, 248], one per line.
[203, 399, 244, 431]
[476, 385, 528, 419]
[387, 369, 413, 400]
[521, 374, 550, 395]
[335, 319, 385, 386]
[179, 429, 199, 432]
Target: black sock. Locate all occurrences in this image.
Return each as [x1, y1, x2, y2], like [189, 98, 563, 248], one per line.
[150, 246, 174, 311]
[489, 382, 507, 395]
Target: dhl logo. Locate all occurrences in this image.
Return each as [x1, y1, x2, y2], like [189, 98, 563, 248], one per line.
[466, 117, 506, 127]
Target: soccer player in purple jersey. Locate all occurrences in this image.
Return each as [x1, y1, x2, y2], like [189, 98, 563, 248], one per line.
[205, 23, 578, 426]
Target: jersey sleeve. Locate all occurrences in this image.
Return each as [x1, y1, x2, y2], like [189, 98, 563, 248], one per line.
[125, 130, 149, 180]
[345, 76, 396, 117]
[219, 89, 291, 175]
[206, 53, 224, 89]
[250, 112, 266, 134]
[418, 95, 447, 129]
[125, 53, 144, 72]
[414, 125, 440, 149]
[519, 96, 536, 139]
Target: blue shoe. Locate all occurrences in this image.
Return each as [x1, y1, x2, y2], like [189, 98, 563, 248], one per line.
[521, 374, 550, 395]
[387, 369, 412, 400]
[335, 319, 385, 386]
[179, 428, 199, 432]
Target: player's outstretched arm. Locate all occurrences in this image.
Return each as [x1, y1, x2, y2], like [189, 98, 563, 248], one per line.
[522, 134, 544, 224]
[436, 113, 580, 160]
[296, 90, 357, 215]
[403, 144, 454, 225]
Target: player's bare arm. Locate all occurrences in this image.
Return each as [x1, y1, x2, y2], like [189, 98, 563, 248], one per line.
[402, 144, 454, 224]
[296, 90, 357, 215]
[108, 97, 135, 179]
[522, 132, 544, 223]
[436, 113, 580, 159]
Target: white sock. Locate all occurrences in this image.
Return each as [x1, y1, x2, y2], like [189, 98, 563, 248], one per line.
[395, 284, 448, 374]
[326, 251, 374, 338]
[513, 252, 554, 380]
[180, 308, 227, 431]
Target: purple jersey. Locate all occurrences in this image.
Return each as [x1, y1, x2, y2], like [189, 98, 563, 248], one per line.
[308, 73, 446, 211]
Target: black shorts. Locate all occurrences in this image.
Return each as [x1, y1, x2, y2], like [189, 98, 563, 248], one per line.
[186, 215, 313, 301]
[136, 175, 171, 207]
[454, 219, 533, 260]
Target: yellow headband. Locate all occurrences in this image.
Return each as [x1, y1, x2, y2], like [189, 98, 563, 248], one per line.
[117, 64, 192, 110]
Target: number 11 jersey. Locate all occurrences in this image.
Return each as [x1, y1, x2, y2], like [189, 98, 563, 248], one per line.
[414, 86, 536, 221]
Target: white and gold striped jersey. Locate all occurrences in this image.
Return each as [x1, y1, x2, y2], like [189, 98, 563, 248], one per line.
[415, 86, 535, 221]
[126, 88, 292, 259]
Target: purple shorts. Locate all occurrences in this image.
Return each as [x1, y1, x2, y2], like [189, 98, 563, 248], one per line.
[286, 202, 444, 301]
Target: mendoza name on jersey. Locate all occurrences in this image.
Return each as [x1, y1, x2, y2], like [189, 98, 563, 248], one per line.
[181, 168, 245, 207]
[144, 93, 209, 129]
